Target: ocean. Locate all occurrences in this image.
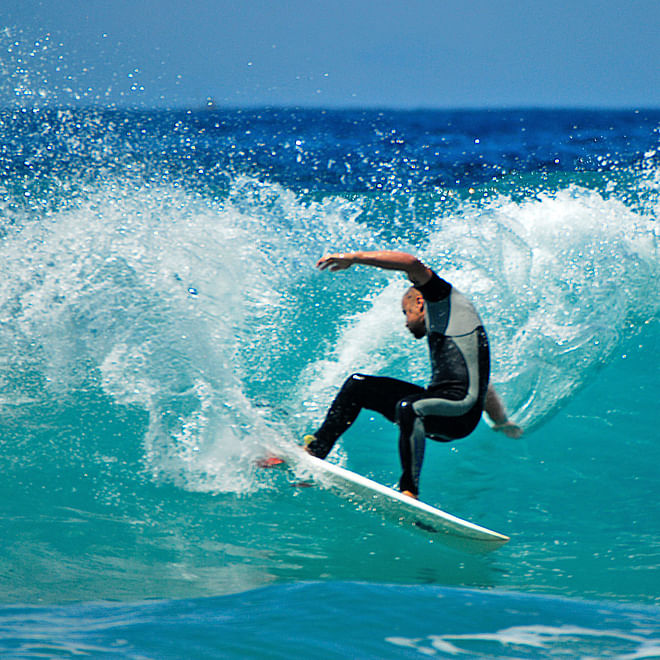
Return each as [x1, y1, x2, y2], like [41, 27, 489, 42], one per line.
[0, 103, 658, 658]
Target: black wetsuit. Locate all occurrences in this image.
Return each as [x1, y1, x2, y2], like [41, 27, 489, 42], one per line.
[306, 271, 490, 495]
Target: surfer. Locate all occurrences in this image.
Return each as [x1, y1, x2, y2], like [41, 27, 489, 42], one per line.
[304, 250, 522, 498]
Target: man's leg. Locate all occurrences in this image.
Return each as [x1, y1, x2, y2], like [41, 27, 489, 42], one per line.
[306, 373, 424, 458]
[397, 397, 486, 496]
[396, 396, 428, 496]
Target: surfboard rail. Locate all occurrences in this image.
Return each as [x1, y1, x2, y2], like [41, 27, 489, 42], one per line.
[273, 445, 509, 549]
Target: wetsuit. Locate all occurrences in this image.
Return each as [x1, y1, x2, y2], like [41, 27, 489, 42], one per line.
[306, 271, 490, 495]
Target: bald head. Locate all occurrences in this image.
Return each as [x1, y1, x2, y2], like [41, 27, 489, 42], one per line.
[401, 287, 426, 339]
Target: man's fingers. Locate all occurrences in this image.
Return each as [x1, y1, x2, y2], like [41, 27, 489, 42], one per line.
[316, 254, 334, 269]
[317, 254, 350, 271]
[493, 422, 523, 439]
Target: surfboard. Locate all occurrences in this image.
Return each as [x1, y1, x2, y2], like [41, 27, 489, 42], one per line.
[265, 445, 509, 550]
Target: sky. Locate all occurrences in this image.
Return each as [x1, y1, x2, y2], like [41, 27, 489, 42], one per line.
[2, 0, 659, 109]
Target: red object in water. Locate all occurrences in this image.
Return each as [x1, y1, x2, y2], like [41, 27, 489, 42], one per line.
[256, 456, 286, 468]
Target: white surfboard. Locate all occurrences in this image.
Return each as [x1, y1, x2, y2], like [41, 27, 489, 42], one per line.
[273, 445, 509, 550]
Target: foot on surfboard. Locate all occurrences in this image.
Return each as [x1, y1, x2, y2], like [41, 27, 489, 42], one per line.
[302, 434, 316, 454]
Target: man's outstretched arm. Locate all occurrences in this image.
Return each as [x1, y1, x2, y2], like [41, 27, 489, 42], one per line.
[317, 250, 433, 286]
[484, 385, 523, 438]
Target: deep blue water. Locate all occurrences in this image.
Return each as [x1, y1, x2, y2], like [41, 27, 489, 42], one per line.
[0, 103, 658, 657]
[2, 582, 659, 659]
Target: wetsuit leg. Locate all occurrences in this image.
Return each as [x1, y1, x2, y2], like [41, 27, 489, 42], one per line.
[396, 396, 427, 495]
[307, 373, 424, 458]
[397, 395, 485, 495]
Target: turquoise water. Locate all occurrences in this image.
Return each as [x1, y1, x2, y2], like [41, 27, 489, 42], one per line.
[0, 58, 658, 654]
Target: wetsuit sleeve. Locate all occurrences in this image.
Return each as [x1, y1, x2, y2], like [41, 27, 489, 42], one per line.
[416, 270, 451, 302]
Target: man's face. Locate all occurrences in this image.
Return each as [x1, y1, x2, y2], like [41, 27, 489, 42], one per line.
[401, 289, 426, 339]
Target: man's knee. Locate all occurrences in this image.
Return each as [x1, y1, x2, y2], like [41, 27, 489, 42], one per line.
[339, 372, 368, 397]
[345, 372, 367, 385]
[395, 398, 418, 433]
[397, 398, 451, 442]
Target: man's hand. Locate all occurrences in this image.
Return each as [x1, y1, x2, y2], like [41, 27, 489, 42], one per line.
[492, 421, 524, 439]
[316, 250, 432, 285]
[317, 254, 355, 272]
[485, 385, 523, 438]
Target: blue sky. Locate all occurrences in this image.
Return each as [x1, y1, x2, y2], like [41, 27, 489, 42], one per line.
[2, 0, 659, 109]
